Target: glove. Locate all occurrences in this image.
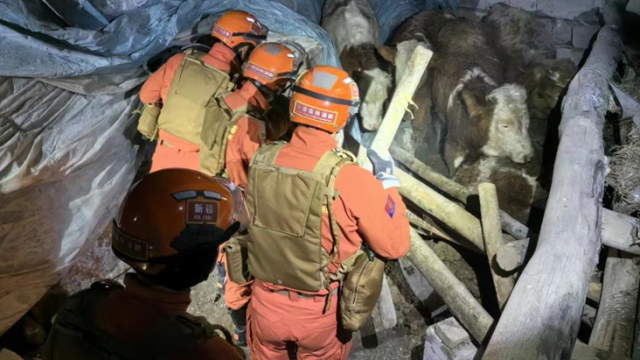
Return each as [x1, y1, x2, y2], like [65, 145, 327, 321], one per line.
[367, 148, 400, 189]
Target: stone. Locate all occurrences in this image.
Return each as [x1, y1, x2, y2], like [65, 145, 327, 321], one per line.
[557, 47, 587, 66]
[487, 0, 537, 12]
[423, 318, 478, 360]
[572, 24, 600, 49]
[628, 0, 640, 16]
[537, 0, 604, 21]
[538, 18, 573, 46]
[458, 0, 489, 10]
[434, 317, 471, 349]
[456, 7, 488, 21]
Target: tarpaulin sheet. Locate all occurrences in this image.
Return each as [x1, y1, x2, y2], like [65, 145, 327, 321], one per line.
[0, 0, 340, 78]
[0, 0, 342, 336]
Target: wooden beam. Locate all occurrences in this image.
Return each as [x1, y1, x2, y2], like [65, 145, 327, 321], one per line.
[482, 6, 624, 358]
[602, 209, 640, 256]
[572, 342, 631, 360]
[353, 46, 433, 334]
[397, 169, 485, 251]
[479, 183, 515, 309]
[356, 46, 433, 167]
[405, 228, 493, 343]
[406, 211, 455, 242]
[394, 146, 640, 255]
[391, 146, 529, 240]
[589, 249, 640, 357]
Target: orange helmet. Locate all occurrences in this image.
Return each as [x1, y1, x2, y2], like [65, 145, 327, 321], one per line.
[212, 10, 268, 49]
[243, 43, 301, 91]
[112, 169, 244, 290]
[290, 66, 360, 133]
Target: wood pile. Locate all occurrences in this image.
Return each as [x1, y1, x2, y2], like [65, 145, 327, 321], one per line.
[369, 2, 640, 358]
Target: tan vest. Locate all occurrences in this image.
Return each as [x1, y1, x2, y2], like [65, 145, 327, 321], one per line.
[157, 50, 234, 145]
[199, 95, 263, 177]
[246, 143, 358, 296]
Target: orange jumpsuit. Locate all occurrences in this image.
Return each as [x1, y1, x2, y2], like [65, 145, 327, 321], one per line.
[246, 126, 411, 360]
[91, 274, 244, 360]
[219, 80, 270, 311]
[138, 43, 238, 173]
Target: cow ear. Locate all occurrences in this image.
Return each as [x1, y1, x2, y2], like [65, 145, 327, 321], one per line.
[461, 90, 487, 118]
[377, 46, 397, 64]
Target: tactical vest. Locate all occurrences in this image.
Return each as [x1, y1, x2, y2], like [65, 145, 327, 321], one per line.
[42, 280, 232, 360]
[246, 143, 359, 301]
[156, 50, 234, 145]
[199, 93, 264, 177]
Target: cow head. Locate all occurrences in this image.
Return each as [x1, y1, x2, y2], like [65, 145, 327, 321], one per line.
[340, 44, 394, 131]
[481, 84, 533, 164]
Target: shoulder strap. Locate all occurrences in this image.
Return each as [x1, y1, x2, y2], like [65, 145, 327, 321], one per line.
[250, 142, 286, 167]
[312, 149, 355, 266]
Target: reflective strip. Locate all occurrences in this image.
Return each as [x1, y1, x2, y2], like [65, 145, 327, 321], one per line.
[312, 71, 338, 90]
[213, 25, 231, 39]
[263, 43, 283, 55]
[204, 191, 222, 200]
[173, 190, 197, 201]
[246, 63, 275, 80]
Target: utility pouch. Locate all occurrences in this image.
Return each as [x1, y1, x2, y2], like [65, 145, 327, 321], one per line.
[339, 252, 385, 332]
[223, 235, 253, 285]
[138, 104, 161, 140]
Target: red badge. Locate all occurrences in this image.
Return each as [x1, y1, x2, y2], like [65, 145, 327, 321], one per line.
[292, 101, 338, 124]
[384, 195, 396, 218]
[350, 82, 360, 100]
[186, 200, 219, 225]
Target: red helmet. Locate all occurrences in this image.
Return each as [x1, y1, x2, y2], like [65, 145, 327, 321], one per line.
[243, 43, 301, 90]
[212, 10, 268, 49]
[289, 66, 360, 133]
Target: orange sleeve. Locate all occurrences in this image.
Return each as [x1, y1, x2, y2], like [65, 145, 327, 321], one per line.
[181, 335, 245, 360]
[139, 53, 185, 104]
[335, 165, 410, 259]
[226, 117, 262, 190]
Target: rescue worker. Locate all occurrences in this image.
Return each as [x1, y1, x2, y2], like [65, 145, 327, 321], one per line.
[212, 41, 303, 347]
[137, 10, 267, 172]
[43, 169, 247, 360]
[244, 66, 411, 359]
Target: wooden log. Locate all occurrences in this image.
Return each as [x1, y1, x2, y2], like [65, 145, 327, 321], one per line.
[478, 183, 515, 309]
[391, 146, 529, 240]
[353, 46, 432, 334]
[392, 147, 640, 254]
[405, 228, 493, 343]
[483, 7, 624, 358]
[356, 46, 433, 167]
[602, 209, 640, 256]
[495, 238, 530, 272]
[397, 169, 485, 251]
[589, 249, 640, 357]
[406, 211, 455, 242]
[572, 342, 631, 360]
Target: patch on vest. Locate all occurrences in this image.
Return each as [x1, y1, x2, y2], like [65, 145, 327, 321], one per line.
[213, 25, 231, 39]
[293, 101, 337, 124]
[246, 63, 274, 81]
[186, 200, 219, 225]
[384, 195, 395, 218]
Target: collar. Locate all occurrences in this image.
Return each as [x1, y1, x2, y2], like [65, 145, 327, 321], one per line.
[289, 126, 338, 155]
[227, 81, 270, 112]
[123, 274, 191, 313]
[210, 42, 240, 71]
